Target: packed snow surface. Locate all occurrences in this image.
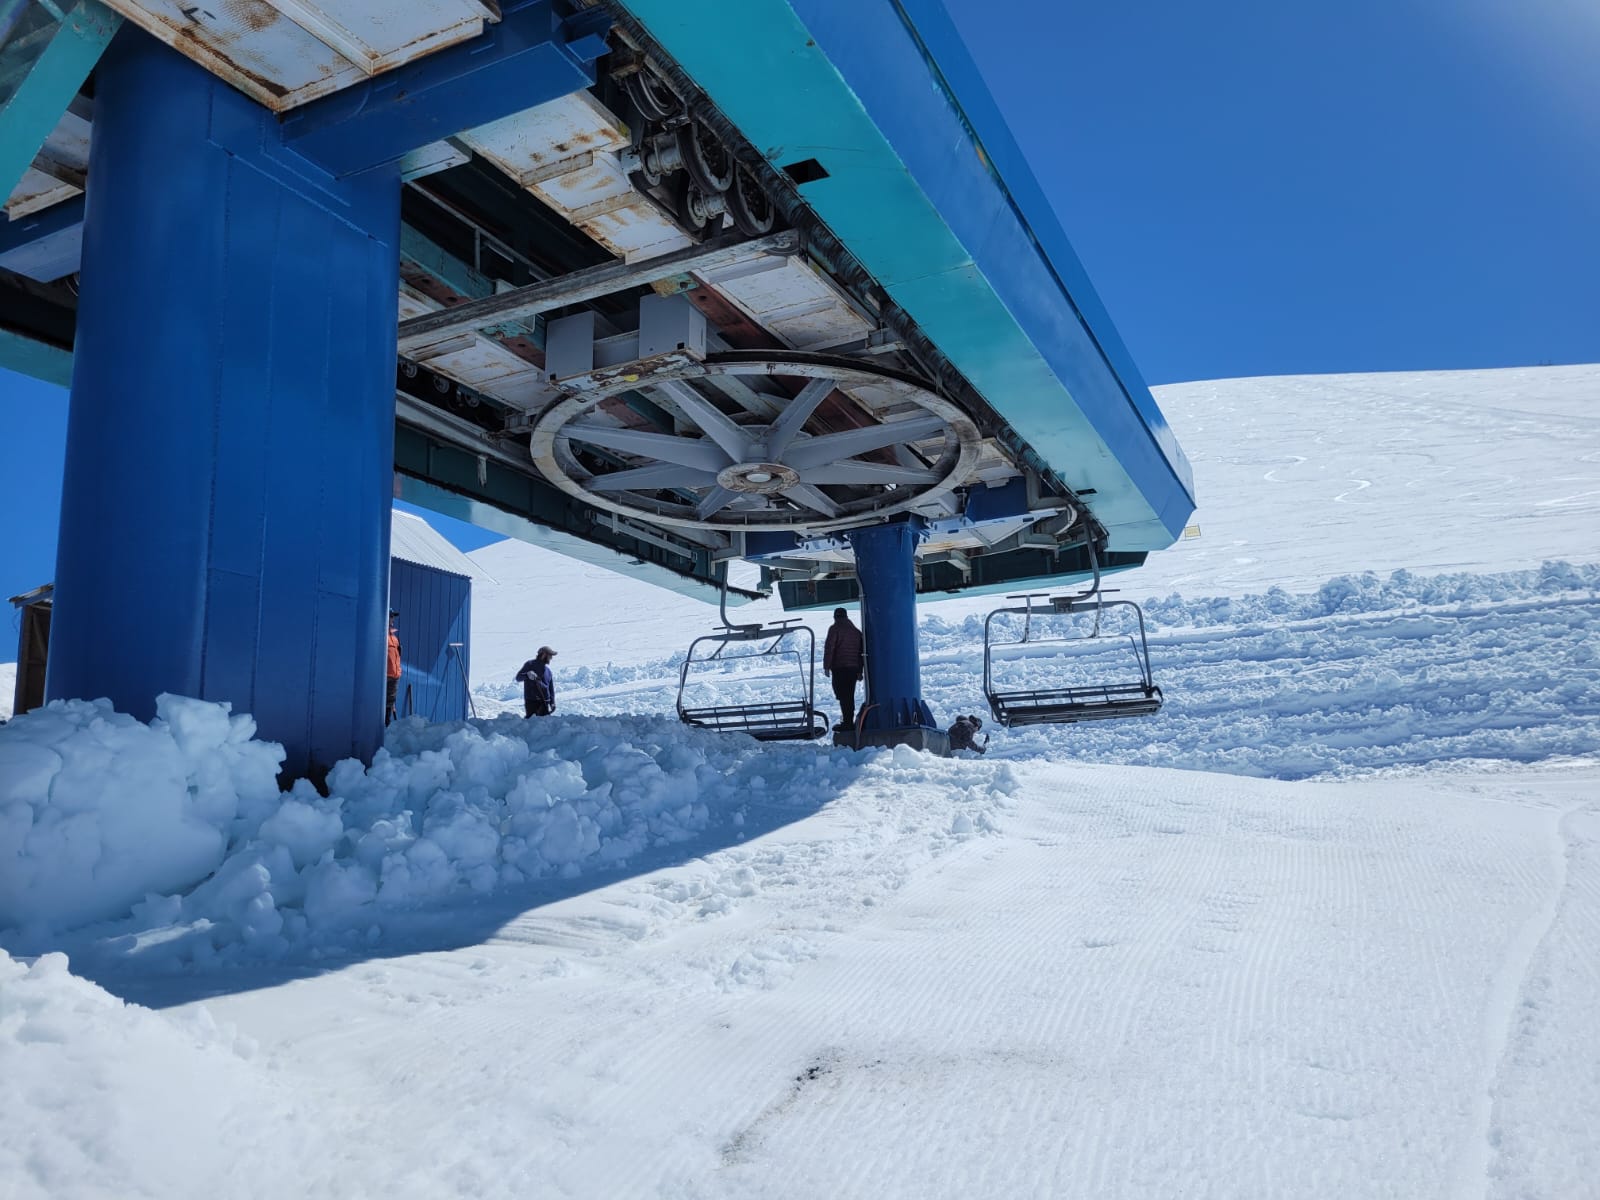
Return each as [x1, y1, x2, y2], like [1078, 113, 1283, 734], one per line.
[2, 365, 1598, 1198]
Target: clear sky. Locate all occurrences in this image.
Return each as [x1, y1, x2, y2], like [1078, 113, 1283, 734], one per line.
[2, 0, 1596, 605]
[944, 0, 1600, 384]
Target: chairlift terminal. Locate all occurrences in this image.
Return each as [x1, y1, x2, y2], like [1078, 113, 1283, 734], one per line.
[0, 0, 1194, 768]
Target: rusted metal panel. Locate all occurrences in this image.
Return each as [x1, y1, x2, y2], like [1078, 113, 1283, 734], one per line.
[461, 92, 693, 263]
[695, 255, 874, 352]
[98, 0, 496, 111]
[5, 165, 79, 219]
[461, 91, 627, 181]
[400, 285, 555, 411]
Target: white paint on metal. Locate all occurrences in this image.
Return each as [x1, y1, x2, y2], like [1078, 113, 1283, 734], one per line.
[98, 0, 496, 111]
[694, 255, 874, 351]
[4, 103, 91, 218]
[461, 92, 694, 264]
[397, 283, 554, 412]
[391, 509, 481, 579]
[399, 139, 471, 182]
[4, 166, 79, 219]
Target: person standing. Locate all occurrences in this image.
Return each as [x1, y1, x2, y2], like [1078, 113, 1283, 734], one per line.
[385, 610, 403, 724]
[515, 646, 558, 717]
[823, 607, 864, 732]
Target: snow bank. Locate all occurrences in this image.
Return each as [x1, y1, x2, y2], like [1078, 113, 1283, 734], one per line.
[0, 696, 283, 934]
[2, 702, 1012, 968]
[0, 662, 15, 722]
[0, 949, 308, 1200]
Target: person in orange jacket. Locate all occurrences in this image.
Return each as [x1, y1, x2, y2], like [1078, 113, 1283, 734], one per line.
[385, 610, 403, 724]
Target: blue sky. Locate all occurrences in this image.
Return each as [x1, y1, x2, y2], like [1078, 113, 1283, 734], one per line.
[944, 0, 1600, 384]
[2, 0, 1597, 605]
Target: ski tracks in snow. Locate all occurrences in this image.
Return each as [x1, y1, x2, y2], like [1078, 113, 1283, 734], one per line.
[1475, 791, 1600, 1200]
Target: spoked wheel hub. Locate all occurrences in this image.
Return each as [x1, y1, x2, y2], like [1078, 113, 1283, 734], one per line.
[529, 353, 982, 533]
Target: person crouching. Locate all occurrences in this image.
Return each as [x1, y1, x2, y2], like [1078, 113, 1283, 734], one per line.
[947, 714, 988, 754]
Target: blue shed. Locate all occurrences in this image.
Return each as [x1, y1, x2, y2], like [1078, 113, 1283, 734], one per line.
[389, 510, 477, 724]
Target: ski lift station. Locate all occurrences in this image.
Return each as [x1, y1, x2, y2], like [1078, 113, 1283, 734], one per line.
[0, 0, 1195, 774]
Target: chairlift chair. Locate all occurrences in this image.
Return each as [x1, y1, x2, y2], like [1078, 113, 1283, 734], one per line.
[675, 577, 830, 741]
[981, 537, 1164, 728]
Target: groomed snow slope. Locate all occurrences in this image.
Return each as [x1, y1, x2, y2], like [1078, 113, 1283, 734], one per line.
[2, 365, 1598, 1200]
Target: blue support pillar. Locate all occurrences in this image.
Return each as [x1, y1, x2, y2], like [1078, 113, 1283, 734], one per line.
[845, 518, 946, 752]
[47, 33, 402, 779]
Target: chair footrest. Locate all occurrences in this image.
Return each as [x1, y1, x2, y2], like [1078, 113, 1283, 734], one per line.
[988, 685, 1163, 727]
[679, 703, 828, 741]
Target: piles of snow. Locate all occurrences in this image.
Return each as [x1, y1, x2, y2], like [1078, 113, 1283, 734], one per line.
[0, 696, 283, 933]
[0, 949, 304, 1199]
[0, 701, 1013, 966]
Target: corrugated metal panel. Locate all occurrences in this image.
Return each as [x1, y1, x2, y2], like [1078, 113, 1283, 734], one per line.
[391, 509, 481, 578]
[98, 0, 496, 111]
[390, 557, 472, 723]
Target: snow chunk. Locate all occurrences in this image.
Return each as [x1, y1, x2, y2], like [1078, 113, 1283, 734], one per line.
[0, 696, 283, 934]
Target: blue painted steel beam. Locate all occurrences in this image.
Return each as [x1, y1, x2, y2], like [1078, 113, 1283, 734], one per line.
[0, 0, 119, 202]
[847, 518, 936, 732]
[48, 34, 401, 778]
[0, 188, 81, 280]
[282, 0, 609, 178]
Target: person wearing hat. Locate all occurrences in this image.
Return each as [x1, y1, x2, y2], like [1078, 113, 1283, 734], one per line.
[385, 610, 403, 724]
[947, 713, 988, 755]
[822, 607, 864, 732]
[515, 645, 558, 717]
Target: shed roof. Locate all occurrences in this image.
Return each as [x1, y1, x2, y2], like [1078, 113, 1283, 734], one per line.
[391, 510, 482, 580]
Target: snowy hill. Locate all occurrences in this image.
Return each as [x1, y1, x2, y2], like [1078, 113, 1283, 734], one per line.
[468, 364, 1600, 686]
[3, 365, 1598, 1199]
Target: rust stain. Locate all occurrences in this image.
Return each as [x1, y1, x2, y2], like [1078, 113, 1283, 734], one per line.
[598, 396, 653, 429]
[495, 336, 544, 367]
[235, 0, 276, 34]
[399, 268, 544, 366]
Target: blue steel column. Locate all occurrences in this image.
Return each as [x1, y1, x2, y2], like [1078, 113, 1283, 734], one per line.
[846, 518, 935, 732]
[47, 33, 401, 778]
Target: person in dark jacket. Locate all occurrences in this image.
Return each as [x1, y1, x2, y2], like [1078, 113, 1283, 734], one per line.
[515, 646, 558, 717]
[822, 607, 864, 732]
[947, 714, 989, 755]
[385, 610, 403, 724]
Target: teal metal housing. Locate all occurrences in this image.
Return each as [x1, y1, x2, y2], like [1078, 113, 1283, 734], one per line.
[0, 0, 120, 202]
[618, 0, 1196, 552]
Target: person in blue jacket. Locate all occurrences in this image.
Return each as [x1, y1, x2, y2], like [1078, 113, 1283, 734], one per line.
[515, 646, 557, 717]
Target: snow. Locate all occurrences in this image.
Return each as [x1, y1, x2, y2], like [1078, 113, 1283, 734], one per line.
[2, 364, 1599, 1198]
[0, 695, 283, 934]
